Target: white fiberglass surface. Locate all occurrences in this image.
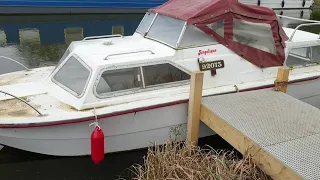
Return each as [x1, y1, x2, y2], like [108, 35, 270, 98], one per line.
[52, 56, 90, 97]
[146, 14, 185, 47]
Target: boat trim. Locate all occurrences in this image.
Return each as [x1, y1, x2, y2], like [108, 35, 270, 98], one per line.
[144, 13, 158, 36]
[176, 22, 187, 48]
[51, 54, 93, 98]
[1, 75, 318, 128]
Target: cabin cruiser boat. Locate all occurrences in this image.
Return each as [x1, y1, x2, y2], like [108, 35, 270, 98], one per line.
[0, 0, 319, 156]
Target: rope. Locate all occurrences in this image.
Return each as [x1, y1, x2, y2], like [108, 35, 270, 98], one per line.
[0, 56, 30, 71]
[273, 80, 289, 91]
[89, 106, 101, 129]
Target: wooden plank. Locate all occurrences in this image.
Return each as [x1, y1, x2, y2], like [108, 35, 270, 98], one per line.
[200, 105, 302, 180]
[187, 71, 204, 145]
[275, 67, 290, 93]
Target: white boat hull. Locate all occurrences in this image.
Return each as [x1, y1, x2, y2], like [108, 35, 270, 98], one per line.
[0, 103, 214, 156]
[0, 77, 318, 156]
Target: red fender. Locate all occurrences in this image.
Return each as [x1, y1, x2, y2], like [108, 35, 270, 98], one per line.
[91, 126, 105, 165]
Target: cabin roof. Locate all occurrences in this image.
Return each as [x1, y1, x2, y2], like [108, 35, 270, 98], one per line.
[149, 0, 289, 68]
[149, 0, 277, 23]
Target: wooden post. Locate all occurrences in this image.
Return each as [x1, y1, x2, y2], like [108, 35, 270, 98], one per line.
[187, 71, 204, 145]
[275, 67, 290, 93]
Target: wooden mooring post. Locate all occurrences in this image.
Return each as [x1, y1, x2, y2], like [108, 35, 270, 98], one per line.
[186, 67, 302, 180]
[187, 71, 204, 145]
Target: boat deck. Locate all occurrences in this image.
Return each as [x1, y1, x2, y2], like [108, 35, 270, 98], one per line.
[187, 69, 320, 180]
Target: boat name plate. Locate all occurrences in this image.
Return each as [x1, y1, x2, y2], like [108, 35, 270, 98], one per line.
[198, 60, 224, 71]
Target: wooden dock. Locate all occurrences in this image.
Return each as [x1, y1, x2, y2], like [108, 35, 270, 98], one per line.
[187, 68, 320, 180]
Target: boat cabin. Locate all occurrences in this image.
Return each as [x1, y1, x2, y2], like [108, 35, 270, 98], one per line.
[45, 0, 320, 111]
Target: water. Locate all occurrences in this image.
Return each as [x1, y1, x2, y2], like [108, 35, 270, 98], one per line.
[0, 8, 319, 179]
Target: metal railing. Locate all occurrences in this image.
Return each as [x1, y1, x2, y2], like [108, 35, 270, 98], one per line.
[0, 90, 44, 117]
[83, 34, 123, 41]
[289, 22, 320, 41]
[276, 14, 320, 41]
[0, 56, 30, 71]
[104, 50, 155, 60]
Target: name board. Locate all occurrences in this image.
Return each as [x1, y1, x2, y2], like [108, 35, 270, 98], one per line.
[198, 60, 224, 71]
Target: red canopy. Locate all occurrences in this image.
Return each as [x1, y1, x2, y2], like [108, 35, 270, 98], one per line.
[149, 0, 289, 68]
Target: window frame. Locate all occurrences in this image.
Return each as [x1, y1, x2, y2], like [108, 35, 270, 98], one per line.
[93, 61, 191, 99]
[51, 54, 92, 98]
[136, 12, 158, 36]
[285, 44, 320, 68]
[94, 67, 144, 98]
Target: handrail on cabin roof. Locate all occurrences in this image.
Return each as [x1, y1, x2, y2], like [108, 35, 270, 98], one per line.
[82, 34, 123, 41]
[104, 50, 155, 60]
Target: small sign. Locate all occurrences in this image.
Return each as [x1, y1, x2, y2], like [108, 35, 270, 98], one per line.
[198, 60, 224, 71]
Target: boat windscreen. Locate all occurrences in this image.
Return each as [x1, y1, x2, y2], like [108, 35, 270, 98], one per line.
[146, 15, 185, 48]
[136, 12, 156, 35]
[52, 56, 90, 97]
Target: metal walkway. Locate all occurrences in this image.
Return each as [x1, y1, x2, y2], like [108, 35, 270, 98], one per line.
[186, 68, 320, 180]
[201, 89, 320, 180]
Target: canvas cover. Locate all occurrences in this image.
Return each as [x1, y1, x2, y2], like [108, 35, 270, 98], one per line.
[149, 0, 289, 68]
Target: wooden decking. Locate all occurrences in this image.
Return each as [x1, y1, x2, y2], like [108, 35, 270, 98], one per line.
[187, 68, 320, 180]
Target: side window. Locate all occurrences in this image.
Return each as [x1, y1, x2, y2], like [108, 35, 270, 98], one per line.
[207, 20, 224, 38]
[96, 67, 142, 95]
[143, 63, 190, 87]
[233, 19, 277, 55]
[53, 56, 90, 97]
[286, 45, 320, 67]
[179, 25, 218, 48]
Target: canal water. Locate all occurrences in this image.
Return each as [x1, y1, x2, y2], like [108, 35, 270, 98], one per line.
[0, 8, 319, 179]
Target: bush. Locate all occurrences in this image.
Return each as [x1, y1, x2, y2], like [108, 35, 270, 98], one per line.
[129, 140, 270, 180]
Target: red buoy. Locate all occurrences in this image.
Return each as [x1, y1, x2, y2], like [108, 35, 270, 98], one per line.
[91, 126, 105, 165]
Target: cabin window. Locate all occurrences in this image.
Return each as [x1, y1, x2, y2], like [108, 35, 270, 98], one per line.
[207, 20, 224, 37]
[53, 56, 90, 97]
[96, 67, 142, 95]
[146, 15, 185, 47]
[233, 19, 277, 55]
[95, 63, 190, 98]
[136, 12, 156, 35]
[286, 45, 320, 67]
[179, 25, 218, 48]
[142, 63, 190, 87]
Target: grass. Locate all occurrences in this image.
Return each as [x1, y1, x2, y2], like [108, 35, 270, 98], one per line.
[127, 140, 270, 180]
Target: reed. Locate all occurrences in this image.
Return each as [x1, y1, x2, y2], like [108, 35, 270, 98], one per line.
[129, 140, 270, 180]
